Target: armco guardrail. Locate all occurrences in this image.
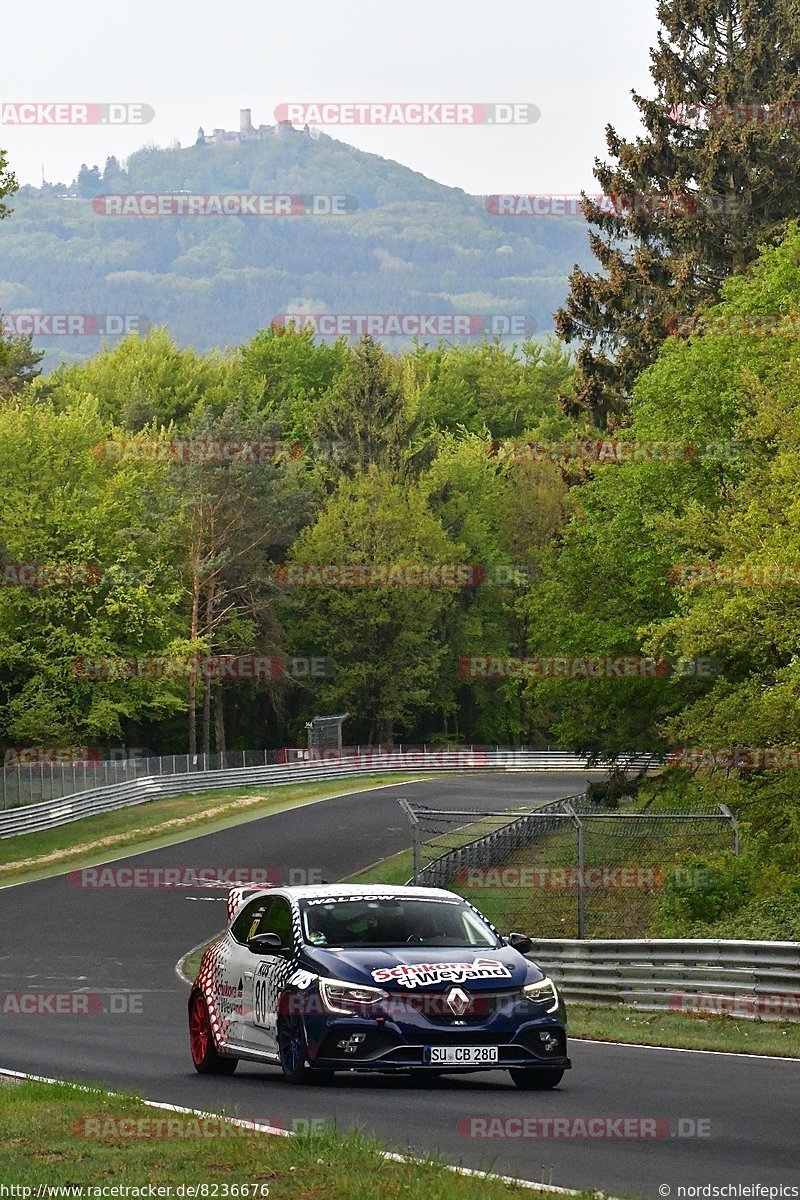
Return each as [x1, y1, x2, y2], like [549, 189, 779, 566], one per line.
[526, 938, 800, 1021]
[0, 749, 652, 839]
[0, 745, 657, 810]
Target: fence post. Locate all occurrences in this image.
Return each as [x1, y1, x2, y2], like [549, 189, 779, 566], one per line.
[576, 818, 586, 939]
[718, 803, 740, 856]
[398, 799, 420, 883]
[562, 801, 586, 939]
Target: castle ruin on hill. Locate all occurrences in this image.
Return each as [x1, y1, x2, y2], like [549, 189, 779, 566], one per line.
[196, 109, 311, 147]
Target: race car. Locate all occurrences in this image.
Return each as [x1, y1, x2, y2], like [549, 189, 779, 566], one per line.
[188, 882, 570, 1088]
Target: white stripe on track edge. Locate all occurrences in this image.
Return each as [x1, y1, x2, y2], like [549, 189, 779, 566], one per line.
[0, 1064, 616, 1198]
[572, 1036, 800, 1062]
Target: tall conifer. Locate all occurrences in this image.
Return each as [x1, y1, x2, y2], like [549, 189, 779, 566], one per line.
[556, 0, 800, 424]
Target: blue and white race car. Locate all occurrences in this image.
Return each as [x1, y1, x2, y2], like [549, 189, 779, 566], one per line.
[189, 883, 570, 1088]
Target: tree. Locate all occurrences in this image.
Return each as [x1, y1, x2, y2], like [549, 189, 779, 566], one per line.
[49, 329, 237, 428]
[556, 0, 800, 425]
[281, 470, 465, 743]
[0, 331, 44, 398]
[526, 218, 800, 843]
[0, 147, 40, 398]
[169, 404, 313, 755]
[240, 324, 349, 442]
[0, 147, 16, 221]
[75, 163, 102, 198]
[0, 396, 186, 746]
[101, 155, 129, 190]
[312, 336, 418, 479]
[418, 432, 566, 743]
[640, 227, 800, 858]
[402, 337, 575, 439]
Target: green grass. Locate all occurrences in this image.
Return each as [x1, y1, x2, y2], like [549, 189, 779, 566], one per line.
[347, 848, 415, 887]
[0, 1077, 563, 1198]
[569, 1003, 800, 1057]
[0, 774, 431, 889]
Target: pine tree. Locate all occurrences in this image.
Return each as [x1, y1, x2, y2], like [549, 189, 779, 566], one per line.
[312, 336, 416, 478]
[556, 0, 800, 426]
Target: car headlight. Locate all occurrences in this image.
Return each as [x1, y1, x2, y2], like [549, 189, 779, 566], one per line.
[318, 977, 388, 1016]
[522, 976, 560, 1014]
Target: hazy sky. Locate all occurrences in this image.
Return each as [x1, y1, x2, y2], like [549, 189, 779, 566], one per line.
[2, 1, 661, 195]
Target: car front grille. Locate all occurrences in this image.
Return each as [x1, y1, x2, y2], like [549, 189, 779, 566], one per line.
[390, 989, 520, 1025]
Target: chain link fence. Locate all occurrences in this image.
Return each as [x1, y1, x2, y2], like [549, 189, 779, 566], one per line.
[0, 749, 285, 810]
[0, 744, 487, 810]
[401, 796, 739, 939]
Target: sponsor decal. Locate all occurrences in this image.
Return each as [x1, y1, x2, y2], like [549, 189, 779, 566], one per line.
[288, 970, 317, 990]
[304, 893, 460, 907]
[371, 957, 512, 990]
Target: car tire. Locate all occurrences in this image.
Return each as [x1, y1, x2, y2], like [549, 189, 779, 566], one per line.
[277, 1014, 333, 1084]
[189, 991, 237, 1075]
[509, 1067, 564, 1090]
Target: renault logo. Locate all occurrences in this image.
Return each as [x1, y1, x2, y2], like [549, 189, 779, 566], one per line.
[446, 987, 471, 1017]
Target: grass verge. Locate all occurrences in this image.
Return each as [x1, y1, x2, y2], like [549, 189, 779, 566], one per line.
[568, 1003, 800, 1057]
[0, 1077, 556, 1198]
[0, 775, 430, 889]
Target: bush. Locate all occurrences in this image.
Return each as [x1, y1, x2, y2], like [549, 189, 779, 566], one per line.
[656, 859, 753, 928]
[586, 768, 642, 809]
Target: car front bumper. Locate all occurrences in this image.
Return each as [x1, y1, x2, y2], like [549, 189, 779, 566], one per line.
[303, 1007, 570, 1072]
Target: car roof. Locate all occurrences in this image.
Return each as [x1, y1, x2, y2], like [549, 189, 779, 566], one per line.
[224, 881, 467, 926]
[278, 883, 461, 902]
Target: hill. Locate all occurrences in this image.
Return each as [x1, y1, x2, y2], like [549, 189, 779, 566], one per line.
[0, 128, 596, 365]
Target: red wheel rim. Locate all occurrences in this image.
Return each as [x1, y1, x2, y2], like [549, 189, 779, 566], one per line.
[189, 994, 209, 1064]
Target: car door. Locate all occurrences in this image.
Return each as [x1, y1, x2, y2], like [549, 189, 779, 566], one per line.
[224, 896, 274, 1044]
[241, 896, 295, 1054]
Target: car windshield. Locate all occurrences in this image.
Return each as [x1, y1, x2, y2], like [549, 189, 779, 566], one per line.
[299, 895, 502, 949]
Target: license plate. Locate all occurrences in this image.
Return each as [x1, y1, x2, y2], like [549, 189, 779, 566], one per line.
[427, 1045, 499, 1065]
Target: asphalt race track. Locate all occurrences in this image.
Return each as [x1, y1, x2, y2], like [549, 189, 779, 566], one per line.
[1, 773, 798, 1198]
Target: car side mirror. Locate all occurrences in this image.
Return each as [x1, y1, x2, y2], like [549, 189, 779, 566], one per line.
[248, 932, 283, 954]
[506, 932, 533, 954]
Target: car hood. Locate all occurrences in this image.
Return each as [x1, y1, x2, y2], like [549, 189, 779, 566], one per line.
[299, 945, 543, 991]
